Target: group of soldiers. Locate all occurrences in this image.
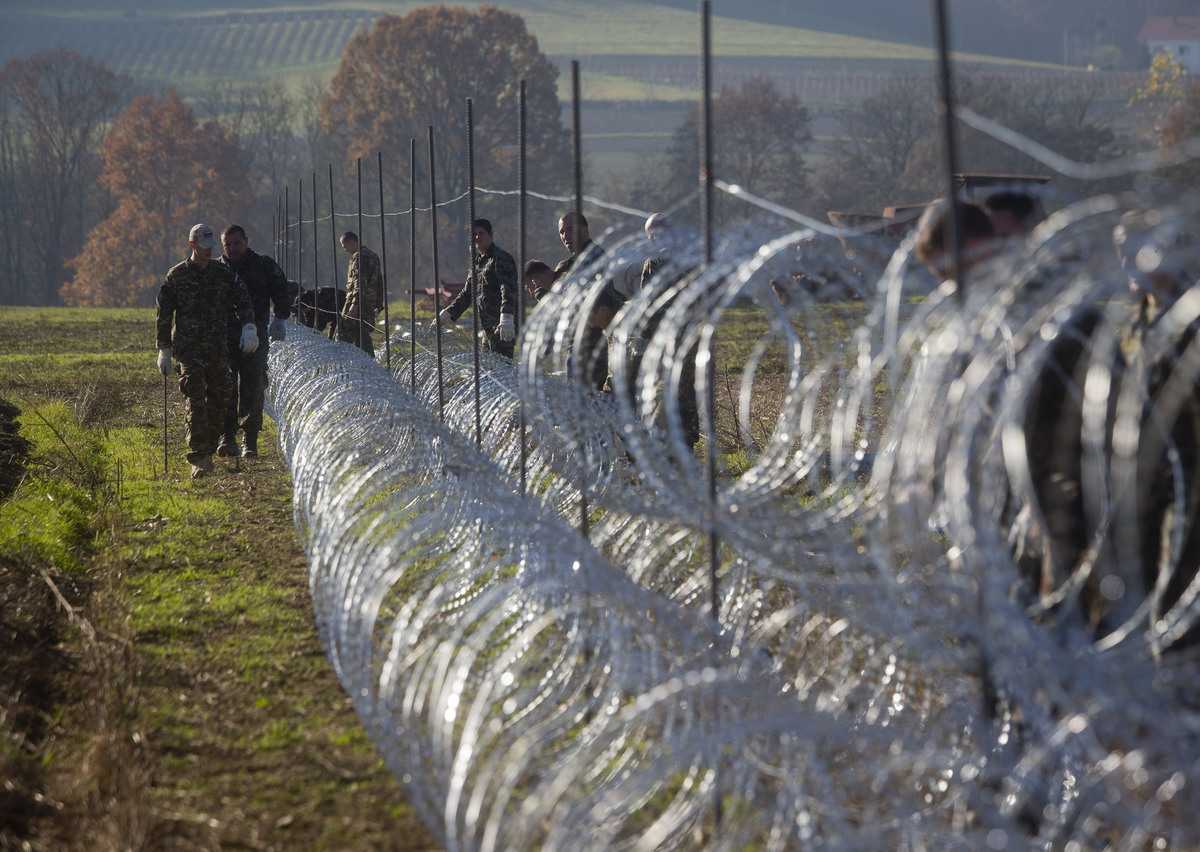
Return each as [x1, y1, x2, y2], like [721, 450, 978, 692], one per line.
[155, 209, 697, 482]
[156, 222, 382, 480]
[155, 197, 1200, 651]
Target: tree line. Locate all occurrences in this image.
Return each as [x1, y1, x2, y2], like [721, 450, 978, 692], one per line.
[0, 5, 1196, 307]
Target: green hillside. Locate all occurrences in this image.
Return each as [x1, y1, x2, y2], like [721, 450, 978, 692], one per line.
[1, 0, 1030, 101]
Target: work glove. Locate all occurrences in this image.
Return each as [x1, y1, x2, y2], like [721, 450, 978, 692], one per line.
[496, 313, 515, 343]
[434, 309, 454, 331]
[239, 323, 259, 354]
[269, 317, 287, 341]
[156, 348, 171, 376]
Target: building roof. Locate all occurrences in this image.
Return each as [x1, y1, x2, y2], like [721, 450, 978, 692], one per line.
[1139, 16, 1200, 41]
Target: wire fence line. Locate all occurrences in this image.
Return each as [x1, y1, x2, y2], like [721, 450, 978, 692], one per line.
[267, 136, 1200, 846]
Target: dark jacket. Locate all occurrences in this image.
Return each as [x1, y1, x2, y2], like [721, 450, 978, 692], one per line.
[444, 243, 518, 330]
[218, 248, 290, 349]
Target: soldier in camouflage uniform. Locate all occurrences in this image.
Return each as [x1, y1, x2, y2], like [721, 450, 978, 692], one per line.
[156, 224, 258, 480]
[436, 218, 519, 358]
[217, 224, 290, 459]
[336, 231, 384, 357]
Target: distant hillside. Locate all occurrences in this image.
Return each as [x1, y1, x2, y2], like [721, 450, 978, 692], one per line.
[646, 0, 1166, 69]
[0, 0, 1034, 103]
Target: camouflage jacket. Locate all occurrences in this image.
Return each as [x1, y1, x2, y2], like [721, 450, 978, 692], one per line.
[345, 245, 384, 318]
[156, 257, 254, 363]
[217, 248, 290, 346]
[444, 243, 518, 329]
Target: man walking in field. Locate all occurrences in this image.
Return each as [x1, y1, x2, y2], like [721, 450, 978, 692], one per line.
[217, 224, 290, 459]
[156, 223, 258, 480]
[336, 231, 384, 357]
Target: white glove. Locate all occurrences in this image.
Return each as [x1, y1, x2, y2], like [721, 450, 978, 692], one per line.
[157, 348, 171, 376]
[435, 309, 454, 331]
[239, 323, 259, 353]
[268, 317, 287, 341]
[496, 313, 515, 342]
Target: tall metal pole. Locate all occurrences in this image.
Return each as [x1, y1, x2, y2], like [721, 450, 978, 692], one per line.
[701, 2, 722, 834]
[283, 185, 290, 283]
[356, 157, 364, 353]
[297, 180, 303, 295]
[429, 126, 446, 425]
[409, 138, 417, 391]
[931, 0, 964, 295]
[700, 0, 719, 621]
[312, 171, 319, 305]
[378, 151, 391, 369]
[517, 79, 529, 497]
[329, 164, 341, 342]
[571, 60, 589, 539]
[467, 98, 482, 447]
[162, 373, 169, 476]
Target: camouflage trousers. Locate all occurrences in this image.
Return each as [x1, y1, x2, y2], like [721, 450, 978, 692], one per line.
[336, 316, 374, 358]
[224, 342, 268, 439]
[179, 358, 233, 465]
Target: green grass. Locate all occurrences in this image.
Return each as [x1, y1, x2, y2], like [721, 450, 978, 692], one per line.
[0, 401, 117, 573]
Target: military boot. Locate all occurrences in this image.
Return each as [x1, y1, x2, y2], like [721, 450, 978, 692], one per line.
[242, 432, 258, 459]
[216, 432, 240, 458]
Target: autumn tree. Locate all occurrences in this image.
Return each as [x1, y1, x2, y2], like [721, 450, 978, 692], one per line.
[62, 90, 253, 307]
[1159, 81, 1200, 187]
[319, 6, 569, 228]
[651, 77, 813, 227]
[911, 74, 1119, 200]
[1128, 48, 1190, 146]
[817, 72, 1119, 216]
[0, 48, 131, 305]
[816, 74, 934, 217]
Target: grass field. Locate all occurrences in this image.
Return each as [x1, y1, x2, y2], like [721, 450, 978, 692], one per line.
[0, 307, 441, 851]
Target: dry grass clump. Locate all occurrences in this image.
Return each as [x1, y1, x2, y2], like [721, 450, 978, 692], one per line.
[70, 382, 126, 431]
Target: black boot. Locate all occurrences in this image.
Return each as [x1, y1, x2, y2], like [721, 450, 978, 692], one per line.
[242, 432, 258, 459]
[216, 432, 240, 458]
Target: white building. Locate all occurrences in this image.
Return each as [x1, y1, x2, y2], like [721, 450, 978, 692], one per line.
[1139, 16, 1200, 74]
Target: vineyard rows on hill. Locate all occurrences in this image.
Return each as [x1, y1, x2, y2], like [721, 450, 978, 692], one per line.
[0, 10, 380, 86]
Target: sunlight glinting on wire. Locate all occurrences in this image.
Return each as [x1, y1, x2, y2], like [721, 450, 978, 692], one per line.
[267, 174, 1200, 848]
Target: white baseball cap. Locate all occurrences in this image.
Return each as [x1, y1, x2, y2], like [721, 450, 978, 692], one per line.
[189, 223, 219, 250]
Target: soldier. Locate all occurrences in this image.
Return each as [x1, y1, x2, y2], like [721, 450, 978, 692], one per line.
[523, 259, 555, 303]
[631, 213, 701, 451]
[156, 224, 257, 480]
[217, 224, 290, 459]
[554, 211, 624, 391]
[336, 231, 384, 357]
[435, 218, 519, 358]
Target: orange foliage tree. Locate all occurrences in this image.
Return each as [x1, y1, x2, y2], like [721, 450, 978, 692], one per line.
[1163, 82, 1200, 147]
[1161, 82, 1200, 187]
[319, 5, 569, 206]
[62, 90, 252, 307]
